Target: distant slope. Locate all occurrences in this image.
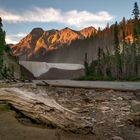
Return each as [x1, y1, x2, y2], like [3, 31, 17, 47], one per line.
[38, 68, 84, 80]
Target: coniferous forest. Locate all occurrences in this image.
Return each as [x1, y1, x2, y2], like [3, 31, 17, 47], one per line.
[82, 2, 140, 81]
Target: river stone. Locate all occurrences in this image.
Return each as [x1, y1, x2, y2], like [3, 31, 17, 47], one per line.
[112, 136, 124, 140]
[128, 112, 140, 127]
[117, 97, 123, 101]
[131, 100, 140, 113]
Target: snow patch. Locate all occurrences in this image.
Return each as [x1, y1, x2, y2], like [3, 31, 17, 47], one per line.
[19, 61, 84, 77]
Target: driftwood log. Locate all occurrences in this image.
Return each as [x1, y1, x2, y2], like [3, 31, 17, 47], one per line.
[0, 88, 92, 133]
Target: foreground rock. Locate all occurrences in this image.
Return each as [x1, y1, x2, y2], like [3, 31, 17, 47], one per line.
[127, 100, 140, 127]
[0, 87, 92, 133]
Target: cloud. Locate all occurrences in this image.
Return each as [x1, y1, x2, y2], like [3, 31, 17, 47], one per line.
[6, 36, 18, 44]
[0, 7, 114, 28]
[0, 10, 20, 22]
[2, 8, 114, 44]
[6, 33, 27, 44]
[64, 10, 113, 28]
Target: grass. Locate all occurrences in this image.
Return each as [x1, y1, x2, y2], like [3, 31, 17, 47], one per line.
[0, 102, 56, 129]
[77, 75, 140, 81]
[0, 103, 12, 112]
[77, 75, 116, 81]
[125, 76, 140, 81]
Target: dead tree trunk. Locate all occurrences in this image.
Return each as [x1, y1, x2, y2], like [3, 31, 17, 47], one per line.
[0, 88, 92, 133]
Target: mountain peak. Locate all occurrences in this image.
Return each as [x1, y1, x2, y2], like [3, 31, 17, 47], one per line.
[30, 28, 44, 35]
[63, 27, 72, 30]
[60, 27, 74, 33]
[80, 26, 97, 38]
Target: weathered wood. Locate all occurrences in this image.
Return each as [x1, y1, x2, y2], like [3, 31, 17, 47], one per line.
[42, 81, 50, 86]
[0, 88, 92, 133]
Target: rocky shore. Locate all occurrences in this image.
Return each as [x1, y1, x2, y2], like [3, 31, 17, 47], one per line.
[0, 83, 140, 140]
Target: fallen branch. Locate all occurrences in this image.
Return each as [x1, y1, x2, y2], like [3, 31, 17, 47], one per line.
[42, 81, 50, 86]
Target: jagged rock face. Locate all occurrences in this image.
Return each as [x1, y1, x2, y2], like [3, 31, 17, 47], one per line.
[11, 28, 44, 56]
[54, 28, 84, 44]
[80, 26, 97, 38]
[11, 27, 97, 59]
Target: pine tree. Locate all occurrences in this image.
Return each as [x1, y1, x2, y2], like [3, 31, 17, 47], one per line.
[98, 47, 101, 62]
[132, 2, 140, 76]
[84, 53, 89, 76]
[132, 2, 140, 47]
[120, 17, 127, 77]
[114, 21, 122, 79]
[114, 22, 120, 55]
[122, 17, 126, 37]
[97, 48, 102, 76]
[105, 47, 112, 78]
[0, 17, 6, 76]
[98, 27, 101, 32]
[0, 17, 5, 51]
[132, 2, 140, 20]
[132, 2, 140, 44]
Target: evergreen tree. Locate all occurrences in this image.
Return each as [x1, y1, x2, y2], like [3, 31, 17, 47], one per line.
[132, 2, 140, 76]
[114, 21, 122, 79]
[98, 27, 101, 32]
[98, 47, 101, 61]
[97, 47, 102, 76]
[84, 53, 89, 75]
[132, 2, 140, 20]
[114, 22, 120, 55]
[132, 2, 140, 45]
[0, 17, 6, 71]
[0, 17, 5, 51]
[105, 47, 112, 78]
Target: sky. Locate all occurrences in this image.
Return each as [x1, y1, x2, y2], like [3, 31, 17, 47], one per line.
[0, 0, 137, 44]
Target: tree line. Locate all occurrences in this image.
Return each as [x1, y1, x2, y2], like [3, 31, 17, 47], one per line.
[0, 18, 15, 79]
[83, 2, 140, 81]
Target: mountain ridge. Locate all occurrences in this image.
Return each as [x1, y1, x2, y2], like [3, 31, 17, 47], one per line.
[11, 26, 97, 58]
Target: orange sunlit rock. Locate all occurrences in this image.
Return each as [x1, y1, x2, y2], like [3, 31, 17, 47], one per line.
[10, 27, 97, 58]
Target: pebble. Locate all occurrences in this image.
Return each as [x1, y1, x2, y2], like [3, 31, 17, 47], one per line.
[121, 107, 130, 111]
[112, 136, 124, 140]
[131, 100, 140, 113]
[117, 97, 123, 101]
[99, 106, 110, 112]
